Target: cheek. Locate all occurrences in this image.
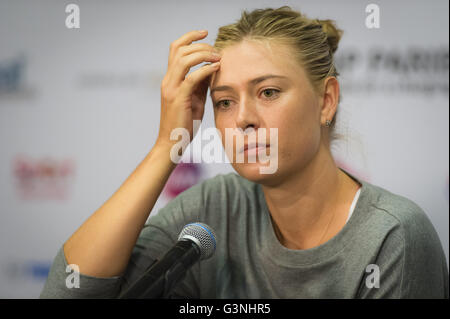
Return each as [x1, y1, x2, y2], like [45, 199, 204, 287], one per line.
[214, 114, 226, 137]
[275, 94, 321, 156]
[214, 116, 230, 151]
[282, 91, 319, 132]
[214, 109, 237, 134]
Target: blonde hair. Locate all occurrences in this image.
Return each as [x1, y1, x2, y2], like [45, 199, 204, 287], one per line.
[214, 6, 344, 142]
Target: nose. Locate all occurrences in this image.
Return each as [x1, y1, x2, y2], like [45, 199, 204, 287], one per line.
[235, 96, 260, 131]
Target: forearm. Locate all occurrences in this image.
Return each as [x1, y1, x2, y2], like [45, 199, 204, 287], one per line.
[63, 142, 176, 278]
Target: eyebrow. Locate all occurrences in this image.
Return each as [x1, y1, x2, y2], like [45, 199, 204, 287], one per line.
[210, 74, 288, 95]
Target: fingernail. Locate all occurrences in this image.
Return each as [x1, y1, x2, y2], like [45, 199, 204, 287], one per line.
[198, 30, 208, 34]
[211, 62, 220, 68]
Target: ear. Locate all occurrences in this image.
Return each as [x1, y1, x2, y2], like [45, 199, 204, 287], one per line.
[319, 76, 340, 125]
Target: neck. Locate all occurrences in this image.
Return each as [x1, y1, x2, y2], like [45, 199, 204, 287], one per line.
[261, 144, 355, 250]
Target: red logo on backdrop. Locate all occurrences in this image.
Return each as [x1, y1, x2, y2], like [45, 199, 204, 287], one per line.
[13, 155, 75, 200]
[163, 163, 203, 199]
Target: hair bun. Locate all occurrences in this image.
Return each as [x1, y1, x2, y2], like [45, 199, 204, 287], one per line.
[317, 19, 343, 54]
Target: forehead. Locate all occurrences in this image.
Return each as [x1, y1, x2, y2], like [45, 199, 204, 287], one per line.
[210, 39, 305, 87]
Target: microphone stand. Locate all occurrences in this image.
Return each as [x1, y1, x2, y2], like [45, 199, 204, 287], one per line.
[118, 240, 200, 299]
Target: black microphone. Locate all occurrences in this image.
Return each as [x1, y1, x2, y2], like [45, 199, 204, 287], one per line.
[118, 222, 217, 299]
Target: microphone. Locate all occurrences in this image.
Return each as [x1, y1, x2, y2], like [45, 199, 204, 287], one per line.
[118, 222, 217, 299]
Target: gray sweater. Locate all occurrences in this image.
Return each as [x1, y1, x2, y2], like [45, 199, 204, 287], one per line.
[40, 169, 449, 298]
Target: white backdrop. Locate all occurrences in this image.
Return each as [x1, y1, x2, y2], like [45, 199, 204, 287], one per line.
[0, 0, 448, 298]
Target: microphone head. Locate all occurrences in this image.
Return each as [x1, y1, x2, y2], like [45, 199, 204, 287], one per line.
[178, 223, 217, 260]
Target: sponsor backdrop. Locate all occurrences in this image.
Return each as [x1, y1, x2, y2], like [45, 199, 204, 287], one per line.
[0, 0, 448, 298]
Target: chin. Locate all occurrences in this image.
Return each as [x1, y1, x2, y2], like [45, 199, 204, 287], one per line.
[232, 162, 283, 186]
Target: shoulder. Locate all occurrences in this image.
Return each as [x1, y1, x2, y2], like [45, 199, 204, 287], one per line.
[363, 181, 437, 240]
[149, 172, 259, 229]
[359, 180, 449, 298]
[360, 180, 446, 270]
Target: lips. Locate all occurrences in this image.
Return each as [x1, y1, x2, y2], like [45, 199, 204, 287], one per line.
[240, 142, 269, 154]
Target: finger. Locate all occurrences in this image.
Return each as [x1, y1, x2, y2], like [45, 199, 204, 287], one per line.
[178, 43, 217, 57]
[172, 50, 221, 83]
[169, 30, 208, 61]
[169, 43, 215, 68]
[180, 62, 220, 95]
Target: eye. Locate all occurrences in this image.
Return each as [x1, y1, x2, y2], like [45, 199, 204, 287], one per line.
[261, 88, 280, 99]
[215, 99, 232, 109]
[214, 89, 280, 109]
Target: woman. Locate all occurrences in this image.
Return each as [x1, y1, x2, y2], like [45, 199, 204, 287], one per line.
[40, 7, 448, 298]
